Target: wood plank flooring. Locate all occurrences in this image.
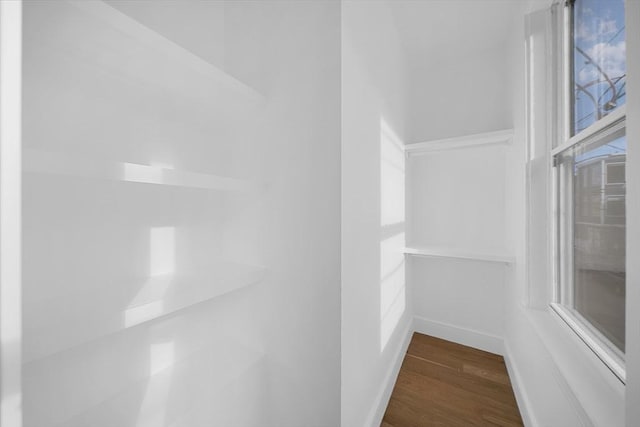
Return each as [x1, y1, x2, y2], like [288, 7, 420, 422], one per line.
[381, 333, 524, 427]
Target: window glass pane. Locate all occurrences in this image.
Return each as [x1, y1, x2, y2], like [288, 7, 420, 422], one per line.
[573, 0, 626, 135]
[559, 130, 626, 352]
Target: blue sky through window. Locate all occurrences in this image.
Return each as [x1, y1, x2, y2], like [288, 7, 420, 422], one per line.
[574, 0, 626, 134]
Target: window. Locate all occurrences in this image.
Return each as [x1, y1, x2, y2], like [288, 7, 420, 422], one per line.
[552, 0, 626, 381]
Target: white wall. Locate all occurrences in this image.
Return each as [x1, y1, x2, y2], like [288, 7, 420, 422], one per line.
[407, 142, 510, 353]
[404, 12, 514, 355]
[411, 257, 505, 351]
[341, 1, 411, 426]
[103, 0, 226, 70]
[408, 145, 507, 254]
[407, 46, 513, 143]
[21, 1, 340, 426]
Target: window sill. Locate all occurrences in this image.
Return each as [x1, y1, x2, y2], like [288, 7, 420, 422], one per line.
[549, 302, 625, 383]
[521, 304, 625, 426]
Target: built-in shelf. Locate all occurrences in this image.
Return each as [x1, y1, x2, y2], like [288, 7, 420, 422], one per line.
[404, 247, 515, 264]
[23, 149, 261, 193]
[404, 129, 513, 155]
[41, 0, 263, 108]
[24, 333, 264, 427]
[24, 261, 268, 363]
[58, 338, 264, 427]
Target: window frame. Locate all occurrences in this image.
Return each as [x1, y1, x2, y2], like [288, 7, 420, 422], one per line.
[549, 0, 627, 383]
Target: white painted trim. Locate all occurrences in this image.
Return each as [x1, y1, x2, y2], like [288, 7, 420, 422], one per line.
[404, 129, 513, 155]
[404, 247, 515, 265]
[0, 1, 22, 426]
[503, 341, 538, 427]
[365, 317, 413, 427]
[545, 347, 597, 427]
[23, 149, 261, 193]
[413, 315, 503, 356]
[503, 318, 597, 427]
[551, 108, 626, 157]
[624, 1, 640, 424]
[523, 308, 617, 427]
[550, 303, 625, 383]
[552, 106, 626, 157]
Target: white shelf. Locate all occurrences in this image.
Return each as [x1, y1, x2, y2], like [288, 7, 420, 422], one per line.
[404, 129, 513, 155]
[24, 261, 267, 363]
[57, 338, 264, 427]
[24, 334, 264, 427]
[404, 247, 515, 264]
[23, 149, 261, 193]
[38, 0, 263, 108]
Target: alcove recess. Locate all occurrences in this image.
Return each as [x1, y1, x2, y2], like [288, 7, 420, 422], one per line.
[404, 129, 514, 355]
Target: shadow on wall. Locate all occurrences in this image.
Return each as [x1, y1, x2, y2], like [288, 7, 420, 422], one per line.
[379, 118, 406, 352]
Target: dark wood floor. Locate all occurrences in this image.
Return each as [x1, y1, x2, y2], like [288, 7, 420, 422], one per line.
[381, 333, 524, 427]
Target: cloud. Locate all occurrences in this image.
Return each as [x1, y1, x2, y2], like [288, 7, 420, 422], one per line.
[578, 40, 626, 83]
[598, 19, 618, 36]
[576, 21, 595, 42]
[576, 18, 619, 42]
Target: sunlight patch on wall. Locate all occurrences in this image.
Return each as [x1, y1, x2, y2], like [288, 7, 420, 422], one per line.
[380, 118, 406, 352]
[380, 233, 406, 351]
[149, 226, 176, 277]
[150, 341, 175, 376]
[134, 341, 176, 426]
[380, 120, 405, 227]
[124, 227, 175, 327]
[125, 299, 165, 328]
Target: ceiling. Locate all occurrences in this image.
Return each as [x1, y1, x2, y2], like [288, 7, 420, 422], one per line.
[388, 0, 525, 62]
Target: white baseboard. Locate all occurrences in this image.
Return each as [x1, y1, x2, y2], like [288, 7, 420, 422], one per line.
[503, 341, 537, 427]
[413, 315, 504, 355]
[366, 317, 413, 427]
